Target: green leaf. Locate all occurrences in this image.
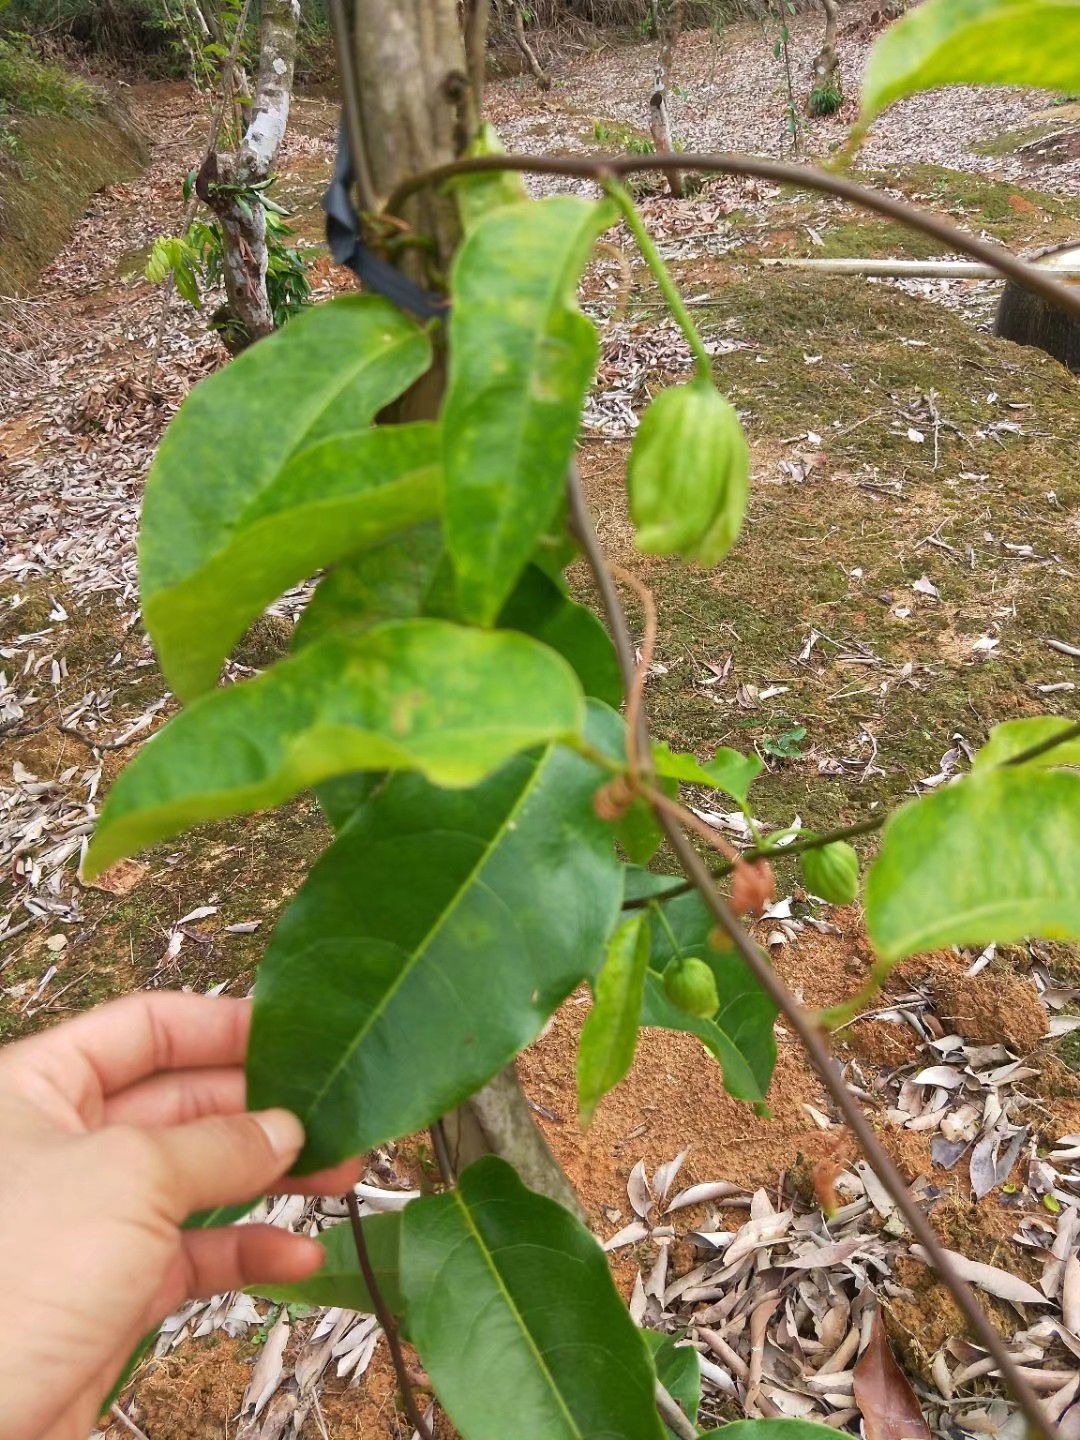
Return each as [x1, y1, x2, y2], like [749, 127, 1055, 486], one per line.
[443, 196, 612, 624]
[622, 866, 685, 904]
[450, 122, 530, 233]
[84, 620, 584, 878]
[867, 768, 1080, 962]
[860, 0, 1080, 131]
[401, 1156, 666, 1440]
[247, 701, 624, 1171]
[497, 564, 623, 710]
[295, 522, 451, 649]
[652, 742, 763, 807]
[296, 544, 619, 836]
[578, 915, 650, 1125]
[251, 1211, 403, 1316]
[642, 891, 776, 1103]
[643, 1331, 700, 1439]
[167, 422, 440, 696]
[614, 774, 677, 866]
[140, 295, 432, 699]
[300, 542, 620, 707]
[973, 715, 1080, 771]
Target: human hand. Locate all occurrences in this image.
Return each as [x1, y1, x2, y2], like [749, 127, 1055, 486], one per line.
[0, 992, 361, 1440]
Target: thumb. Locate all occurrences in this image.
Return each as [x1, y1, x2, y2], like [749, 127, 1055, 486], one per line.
[147, 1108, 305, 1220]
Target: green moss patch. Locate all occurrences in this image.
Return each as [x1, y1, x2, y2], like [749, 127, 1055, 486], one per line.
[0, 106, 146, 293]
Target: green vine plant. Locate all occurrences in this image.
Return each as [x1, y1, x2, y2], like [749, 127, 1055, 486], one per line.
[146, 175, 310, 351]
[90, 1, 1080, 1437]
[762, 0, 801, 152]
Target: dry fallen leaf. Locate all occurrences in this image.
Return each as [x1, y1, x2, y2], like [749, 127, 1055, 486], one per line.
[853, 1309, 932, 1440]
[910, 1245, 1049, 1307]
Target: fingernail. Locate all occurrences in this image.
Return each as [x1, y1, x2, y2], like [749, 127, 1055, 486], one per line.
[253, 1108, 305, 1158]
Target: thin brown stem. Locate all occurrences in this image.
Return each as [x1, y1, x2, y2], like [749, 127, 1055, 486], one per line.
[567, 470, 1053, 1440]
[386, 151, 1080, 321]
[610, 562, 657, 777]
[622, 717, 1080, 910]
[429, 1118, 456, 1186]
[639, 780, 742, 864]
[622, 813, 886, 908]
[345, 1192, 433, 1440]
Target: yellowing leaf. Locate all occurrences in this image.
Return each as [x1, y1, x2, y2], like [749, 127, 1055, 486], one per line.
[140, 296, 431, 699]
[860, 0, 1080, 131]
[866, 767, 1080, 962]
[443, 196, 613, 624]
[85, 620, 584, 877]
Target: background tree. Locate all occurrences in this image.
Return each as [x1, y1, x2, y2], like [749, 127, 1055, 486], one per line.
[195, 0, 299, 349]
[808, 0, 842, 114]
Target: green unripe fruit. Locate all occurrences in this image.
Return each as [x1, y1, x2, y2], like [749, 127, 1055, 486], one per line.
[800, 841, 860, 905]
[628, 376, 749, 567]
[662, 956, 720, 1019]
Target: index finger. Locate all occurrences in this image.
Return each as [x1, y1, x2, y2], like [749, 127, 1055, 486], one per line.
[3, 992, 253, 1110]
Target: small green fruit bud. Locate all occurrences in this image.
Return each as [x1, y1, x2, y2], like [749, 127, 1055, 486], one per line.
[800, 841, 859, 905]
[662, 956, 720, 1019]
[628, 377, 749, 567]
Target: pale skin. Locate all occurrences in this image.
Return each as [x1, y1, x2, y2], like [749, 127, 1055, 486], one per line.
[0, 992, 362, 1440]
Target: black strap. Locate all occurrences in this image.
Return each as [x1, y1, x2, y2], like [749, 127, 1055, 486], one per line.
[323, 118, 448, 322]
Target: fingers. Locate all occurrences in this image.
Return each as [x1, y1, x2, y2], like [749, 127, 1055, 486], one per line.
[3, 992, 252, 1117]
[148, 1107, 306, 1218]
[103, 1066, 246, 1126]
[178, 1225, 324, 1301]
[103, 1080, 363, 1191]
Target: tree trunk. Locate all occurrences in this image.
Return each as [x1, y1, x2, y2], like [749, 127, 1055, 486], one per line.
[810, 0, 841, 98]
[649, 0, 683, 197]
[507, 0, 550, 91]
[349, 0, 586, 1212]
[199, 0, 299, 350]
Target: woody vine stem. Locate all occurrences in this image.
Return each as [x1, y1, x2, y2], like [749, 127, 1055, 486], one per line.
[566, 474, 1053, 1439]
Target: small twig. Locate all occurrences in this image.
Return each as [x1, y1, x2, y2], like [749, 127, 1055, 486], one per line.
[655, 1379, 698, 1440]
[110, 1403, 151, 1440]
[345, 1192, 433, 1440]
[386, 152, 1080, 321]
[609, 562, 657, 778]
[622, 716, 1080, 910]
[567, 469, 1053, 1440]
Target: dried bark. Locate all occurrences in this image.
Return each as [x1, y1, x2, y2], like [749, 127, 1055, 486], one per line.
[199, 0, 299, 349]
